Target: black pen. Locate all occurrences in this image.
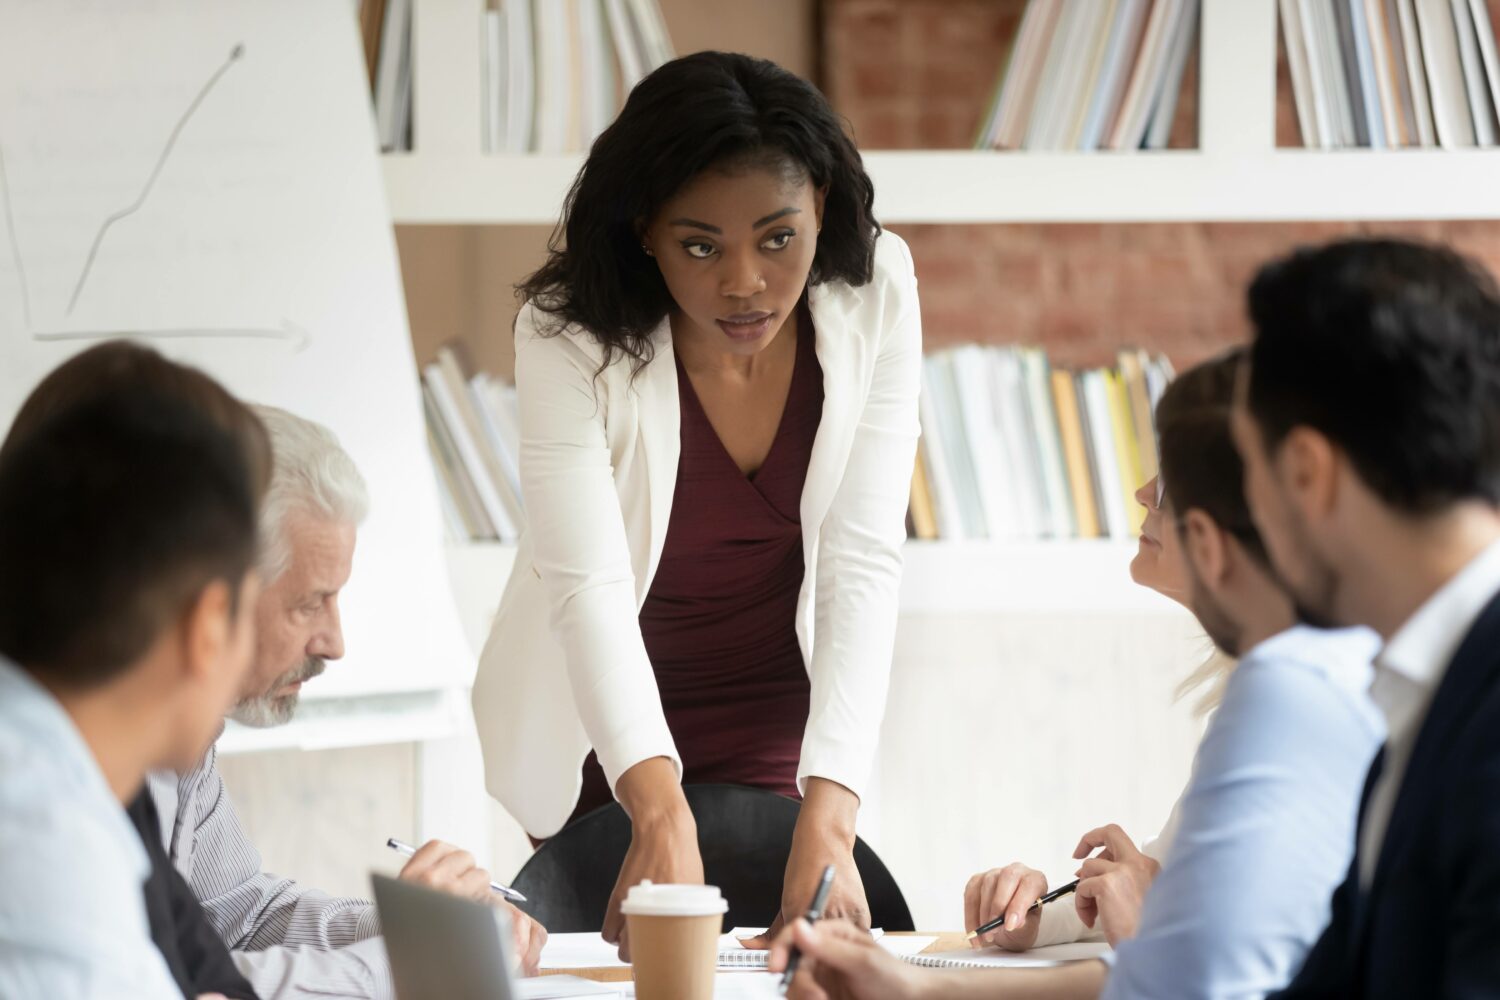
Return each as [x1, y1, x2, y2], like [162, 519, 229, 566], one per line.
[778, 865, 836, 996]
[966, 879, 1080, 942]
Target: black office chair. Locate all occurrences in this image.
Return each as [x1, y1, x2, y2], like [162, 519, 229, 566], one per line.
[509, 783, 914, 933]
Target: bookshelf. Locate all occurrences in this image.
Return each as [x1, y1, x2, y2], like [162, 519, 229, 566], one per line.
[384, 0, 1500, 224]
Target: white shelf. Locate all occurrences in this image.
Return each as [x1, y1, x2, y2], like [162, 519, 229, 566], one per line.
[217, 687, 465, 755]
[384, 0, 1500, 226]
[384, 147, 1500, 225]
[442, 539, 1185, 620]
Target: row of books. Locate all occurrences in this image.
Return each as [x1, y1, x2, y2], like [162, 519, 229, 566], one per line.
[976, 0, 1201, 152]
[421, 347, 525, 543]
[911, 346, 1175, 542]
[360, 0, 415, 152]
[482, 0, 674, 154]
[1282, 0, 1500, 149]
[421, 341, 1176, 545]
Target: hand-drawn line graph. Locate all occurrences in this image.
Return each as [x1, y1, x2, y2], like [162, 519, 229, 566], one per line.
[0, 142, 30, 329]
[0, 42, 308, 351]
[65, 42, 244, 316]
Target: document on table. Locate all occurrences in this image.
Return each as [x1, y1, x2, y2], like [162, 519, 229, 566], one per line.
[615, 974, 783, 998]
[539, 933, 630, 970]
[718, 928, 936, 969]
[516, 976, 625, 998]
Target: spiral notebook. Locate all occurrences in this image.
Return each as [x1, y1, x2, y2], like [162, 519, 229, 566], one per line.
[717, 929, 938, 969]
[901, 940, 1112, 969]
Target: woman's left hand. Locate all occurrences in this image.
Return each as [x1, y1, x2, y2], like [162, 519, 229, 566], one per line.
[1071, 823, 1159, 947]
[744, 778, 869, 947]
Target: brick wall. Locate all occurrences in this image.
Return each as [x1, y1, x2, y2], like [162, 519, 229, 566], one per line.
[823, 0, 1500, 368]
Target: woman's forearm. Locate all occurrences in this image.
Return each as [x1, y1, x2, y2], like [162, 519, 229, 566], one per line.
[614, 756, 692, 828]
[797, 777, 859, 843]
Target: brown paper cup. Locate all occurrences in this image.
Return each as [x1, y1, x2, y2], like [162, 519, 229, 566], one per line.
[620, 883, 729, 1000]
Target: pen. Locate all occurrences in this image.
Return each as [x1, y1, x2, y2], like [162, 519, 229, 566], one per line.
[965, 878, 1079, 941]
[778, 865, 836, 996]
[385, 837, 528, 903]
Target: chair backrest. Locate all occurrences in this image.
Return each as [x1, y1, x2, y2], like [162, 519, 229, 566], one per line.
[509, 784, 914, 933]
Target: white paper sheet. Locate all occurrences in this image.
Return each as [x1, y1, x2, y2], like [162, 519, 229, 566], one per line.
[516, 976, 626, 998]
[540, 933, 631, 970]
[616, 974, 783, 999]
[0, 0, 470, 698]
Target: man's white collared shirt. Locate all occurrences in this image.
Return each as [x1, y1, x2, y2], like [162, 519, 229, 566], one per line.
[1360, 539, 1500, 886]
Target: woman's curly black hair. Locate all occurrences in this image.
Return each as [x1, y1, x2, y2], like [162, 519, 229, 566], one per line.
[518, 51, 880, 370]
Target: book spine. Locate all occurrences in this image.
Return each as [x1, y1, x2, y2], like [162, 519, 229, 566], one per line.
[1052, 369, 1100, 538]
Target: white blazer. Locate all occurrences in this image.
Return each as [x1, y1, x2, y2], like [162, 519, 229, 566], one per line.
[472, 230, 922, 837]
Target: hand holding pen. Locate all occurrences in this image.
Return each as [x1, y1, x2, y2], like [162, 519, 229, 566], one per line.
[966, 876, 1080, 946]
[386, 837, 528, 903]
[778, 864, 836, 996]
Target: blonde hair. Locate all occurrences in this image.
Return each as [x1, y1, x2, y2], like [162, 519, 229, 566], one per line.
[1176, 645, 1238, 716]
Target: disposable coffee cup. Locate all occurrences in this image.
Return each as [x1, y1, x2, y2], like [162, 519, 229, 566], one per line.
[621, 881, 728, 1000]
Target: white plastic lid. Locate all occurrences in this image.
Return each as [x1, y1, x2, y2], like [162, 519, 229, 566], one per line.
[619, 881, 729, 917]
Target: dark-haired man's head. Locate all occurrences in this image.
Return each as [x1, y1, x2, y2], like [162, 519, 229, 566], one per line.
[1232, 238, 1500, 637]
[1158, 348, 1291, 658]
[0, 346, 267, 793]
[2, 341, 272, 491]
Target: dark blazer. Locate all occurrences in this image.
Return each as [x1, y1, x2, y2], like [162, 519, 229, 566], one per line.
[126, 789, 260, 1000]
[1273, 589, 1500, 998]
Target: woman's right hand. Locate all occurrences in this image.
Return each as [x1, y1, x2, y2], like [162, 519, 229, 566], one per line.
[603, 757, 705, 961]
[962, 863, 1048, 952]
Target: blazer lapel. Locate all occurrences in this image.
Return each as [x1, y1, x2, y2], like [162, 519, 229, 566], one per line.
[800, 281, 866, 532]
[632, 318, 680, 604]
[1363, 589, 1500, 916]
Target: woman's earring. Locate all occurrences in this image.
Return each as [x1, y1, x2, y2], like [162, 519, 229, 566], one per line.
[641, 243, 654, 257]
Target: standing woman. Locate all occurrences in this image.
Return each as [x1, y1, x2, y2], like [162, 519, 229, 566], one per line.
[472, 51, 921, 954]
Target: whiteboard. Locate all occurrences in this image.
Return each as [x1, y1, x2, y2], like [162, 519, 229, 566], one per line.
[0, 0, 473, 698]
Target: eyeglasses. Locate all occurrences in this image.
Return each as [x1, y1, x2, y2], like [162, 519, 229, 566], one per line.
[1155, 474, 1167, 510]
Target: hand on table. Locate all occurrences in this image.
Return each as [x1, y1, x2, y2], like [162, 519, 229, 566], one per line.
[745, 778, 869, 949]
[768, 919, 931, 1000]
[963, 862, 1048, 951]
[604, 757, 705, 962]
[1072, 824, 1159, 947]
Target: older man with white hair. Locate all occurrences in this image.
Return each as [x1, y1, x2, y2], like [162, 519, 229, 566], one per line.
[147, 405, 545, 1000]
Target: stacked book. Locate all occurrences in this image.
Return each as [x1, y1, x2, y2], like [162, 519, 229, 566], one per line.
[1281, 0, 1500, 148]
[421, 347, 525, 543]
[482, 0, 674, 154]
[363, 0, 414, 152]
[975, 0, 1201, 151]
[912, 346, 1175, 542]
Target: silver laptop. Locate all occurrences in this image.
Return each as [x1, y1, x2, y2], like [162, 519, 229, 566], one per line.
[373, 873, 519, 1000]
[372, 875, 621, 1000]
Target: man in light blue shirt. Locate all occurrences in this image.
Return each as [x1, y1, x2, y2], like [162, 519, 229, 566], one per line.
[767, 351, 1386, 1000]
[1098, 624, 1383, 999]
[0, 359, 270, 999]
